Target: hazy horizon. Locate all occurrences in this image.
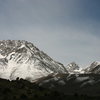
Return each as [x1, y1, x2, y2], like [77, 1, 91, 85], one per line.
[0, 0, 100, 67]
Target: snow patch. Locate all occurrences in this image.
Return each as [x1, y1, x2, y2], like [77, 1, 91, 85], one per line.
[76, 76, 89, 82]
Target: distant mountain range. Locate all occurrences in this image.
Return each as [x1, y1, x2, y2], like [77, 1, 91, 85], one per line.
[0, 40, 100, 82]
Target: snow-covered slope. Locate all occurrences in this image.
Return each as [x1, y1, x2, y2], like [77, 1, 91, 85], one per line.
[84, 61, 100, 74]
[66, 62, 84, 74]
[0, 40, 68, 81]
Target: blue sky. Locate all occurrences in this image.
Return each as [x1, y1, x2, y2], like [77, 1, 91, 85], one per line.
[0, 0, 100, 67]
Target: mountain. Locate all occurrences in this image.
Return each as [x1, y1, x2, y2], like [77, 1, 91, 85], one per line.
[0, 40, 68, 81]
[66, 62, 84, 74]
[0, 40, 100, 83]
[84, 61, 100, 74]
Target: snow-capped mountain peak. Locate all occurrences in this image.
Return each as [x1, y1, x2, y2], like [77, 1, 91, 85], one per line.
[84, 61, 100, 74]
[66, 62, 84, 74]
[0, 40, 68, 81]
[67, 62, 79, 70]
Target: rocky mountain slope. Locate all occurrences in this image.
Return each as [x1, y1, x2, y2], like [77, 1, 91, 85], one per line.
[0, 40, 68, 81]
[66, 62, 84, 74]
[84, 61, 100, 74]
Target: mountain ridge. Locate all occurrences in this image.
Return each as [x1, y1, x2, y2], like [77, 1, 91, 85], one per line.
[0, 40, 100, 82]
[0, 40, 68, 81]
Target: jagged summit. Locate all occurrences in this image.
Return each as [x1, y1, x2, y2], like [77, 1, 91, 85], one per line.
[0, 40, 68, 82]
[67, 62, 79, 70]
[0, 40, 38, 56]
[66, 62, 84, 74]
[84, 61, 100, 74]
